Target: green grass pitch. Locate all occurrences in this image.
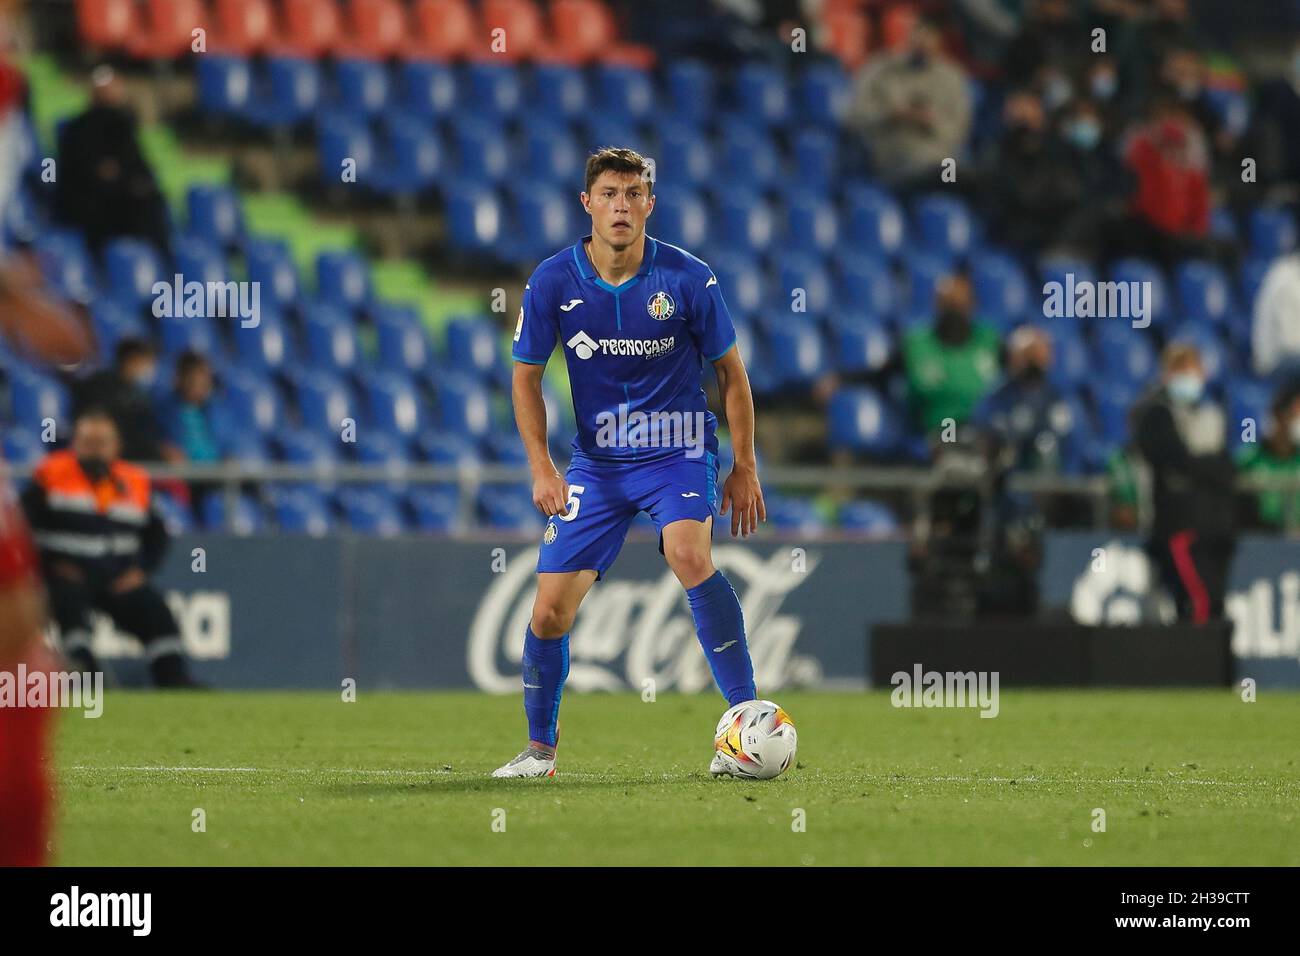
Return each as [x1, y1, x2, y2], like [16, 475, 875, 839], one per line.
[54, 689, 1300, 866]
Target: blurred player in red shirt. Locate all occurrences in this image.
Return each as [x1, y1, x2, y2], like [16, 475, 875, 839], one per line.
[0, 14, 92, 864]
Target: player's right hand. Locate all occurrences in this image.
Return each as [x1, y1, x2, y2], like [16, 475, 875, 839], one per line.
[532, 470, 570, 518]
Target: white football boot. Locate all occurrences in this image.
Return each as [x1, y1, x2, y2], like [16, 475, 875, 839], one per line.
[492, 747, 557, 778]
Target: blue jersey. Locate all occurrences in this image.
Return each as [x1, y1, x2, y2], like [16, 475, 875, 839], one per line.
[512, 236, 737, 463]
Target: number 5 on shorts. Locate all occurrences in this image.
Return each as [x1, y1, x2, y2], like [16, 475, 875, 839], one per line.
[559, 484, 585, 522]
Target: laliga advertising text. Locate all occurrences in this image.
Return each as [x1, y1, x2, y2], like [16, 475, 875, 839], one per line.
[50, 886, 151, 936]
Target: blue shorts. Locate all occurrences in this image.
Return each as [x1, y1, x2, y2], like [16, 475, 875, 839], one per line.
[536, 450, 720, 580]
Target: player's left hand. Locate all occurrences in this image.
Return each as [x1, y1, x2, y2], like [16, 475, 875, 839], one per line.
[720, 464, 766, 538]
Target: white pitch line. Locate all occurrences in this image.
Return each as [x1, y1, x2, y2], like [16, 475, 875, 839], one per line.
[60, 766, 1289, 788]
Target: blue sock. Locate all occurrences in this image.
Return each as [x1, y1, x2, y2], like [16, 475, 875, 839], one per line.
[522, 626, 569, 748]
[686, 570, 756, 706]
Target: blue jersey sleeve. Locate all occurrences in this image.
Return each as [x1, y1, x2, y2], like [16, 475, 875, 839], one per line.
[687, 270, 738, 363]
[512, 273, 559, 365]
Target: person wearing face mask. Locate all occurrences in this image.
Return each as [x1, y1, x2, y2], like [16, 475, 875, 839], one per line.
[1236, 381, 1300, 531]
[72, 337, 167, 462]
[902, 273, 1001, 435]
[1131, 343, 1237, 624]
[52, 65, 171, 262]
[19, 409, 201, 688]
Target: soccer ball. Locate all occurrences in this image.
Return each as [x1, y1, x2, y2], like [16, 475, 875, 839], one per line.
[712, 700, 798, 780]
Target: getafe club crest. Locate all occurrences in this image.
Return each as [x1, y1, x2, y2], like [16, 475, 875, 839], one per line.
[647, 290, 675, 320]
[543, 522, 557, 545]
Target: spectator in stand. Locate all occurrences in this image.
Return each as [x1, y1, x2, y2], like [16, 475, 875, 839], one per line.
[1051, 97, 1134, 259]
[1237, 379, 1300, 531]
[1250, 34, 1300, 198]
[53, 65, 170, 262]
[848, 15, 972, 191]
[72, 338, 166, 462]
[902, 273, 1001, 436]
[1252, 251, 1300, 382]
[159, 351, 226, 464]
[1120, 96, 1217, 268]
[1131, 342, 1237, 624]
[976, 90, 1078, 256]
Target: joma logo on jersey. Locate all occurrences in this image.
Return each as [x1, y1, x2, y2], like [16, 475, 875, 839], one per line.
[565, 330, 677, 360]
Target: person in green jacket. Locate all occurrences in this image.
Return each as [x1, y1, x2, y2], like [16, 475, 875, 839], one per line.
[1237, 380, 1300, 531]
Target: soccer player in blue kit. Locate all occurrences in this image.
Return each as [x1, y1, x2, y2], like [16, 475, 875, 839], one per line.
[493, 147, 767, 778]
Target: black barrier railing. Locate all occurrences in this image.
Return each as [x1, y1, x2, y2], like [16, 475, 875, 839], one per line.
[6, 461, 1299, 535]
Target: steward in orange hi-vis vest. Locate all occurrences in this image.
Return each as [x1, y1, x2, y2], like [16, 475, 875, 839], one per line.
[20, 411, 201, 688]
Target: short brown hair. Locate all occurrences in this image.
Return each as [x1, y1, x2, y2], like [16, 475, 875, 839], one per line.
[584, 146, 653, 194]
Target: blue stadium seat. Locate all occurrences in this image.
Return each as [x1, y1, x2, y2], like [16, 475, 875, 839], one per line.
[1, 428, 44, 468]
[1092, 383, 1139, 446]
[445, 186, 505, 252]
[764, 493, 825, 533]
[767, 324, 827, 387]
[1039, 257, 1097, 295]
[337, 487, 404, 536]
[196, 56, 252, 117]
[400, 61, 457, 119]
[446, 318, 501, 381]
[151, 492, 194, 535]
[89, 301, 147, 363]
[530, 63, 587, 121]
[1240, 255, 1273, 311]
[665, 61, 715, 126]
[315, 250, 372, 312]
[709, 252, 766, 315]
[1229, 377, 1273, 444]
[1210, 206, 1239, 244]
[1092, 323, 1158, 389]
[221, 366, 284, 434]
[200, 492, 263, 534]
[159, 312, 219, 358]
[353, 429, 412, 476]
[732, 63, 790, 127]
[776, 252, 833, 316]
[103, 238, 164, 307]
[1168, 323, 1229, 383]
[519, 116, 582, 187]
[914, 194, 976, 259]
[482, 431, 530, 466]
[34, 231, 95, 303]
[595, 65, 654, 121]
[1041, 320, 1090, 391]
[275, 427, 340, 467]
[333, 58, 390, 117]
[1109, 258, 1168, 327]
[828, 386, 901, 454]
[651, 190, 709, 250]
[271, 486, 333, 535]
[842, 183, 906, 259]
[256, 57, 321, 127]
[791, 129, 838, 197]
[289, 368, 356, 435]
[798, 63, 850, 127]
[1249, 205, 1297, 258]
[784, 191, 839, 255]
[902, 252, 953, 317]
[713, 194, 776, 256]
[363, 370, 422, 439]
[436, 371, 493, 439]
[316, 113, 375, 188]
[188, 184, 244, 249]
[302, 307, 362, 374]
[838, 499, 900, 535]
[467, 63, 524, 120]
[174, 236, 227, 286]
[654, 119, 712, 190]
[478, 484, 544, 532]
[969, 251, 1030, 327]
[374, 115, 443, 195]
[232, 309, 293, 373]
[416, 431, 480, 467]
[833, 315, 893, 374]
[512, 187, 573, 262]
[1175, 260, 1232, 327]
[406, 487, 459, 532]
[716, 122, 781, 190]
[835, 251, 897, 320]
[374, 304, 432, 375]
[245, 238, 300, 312]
